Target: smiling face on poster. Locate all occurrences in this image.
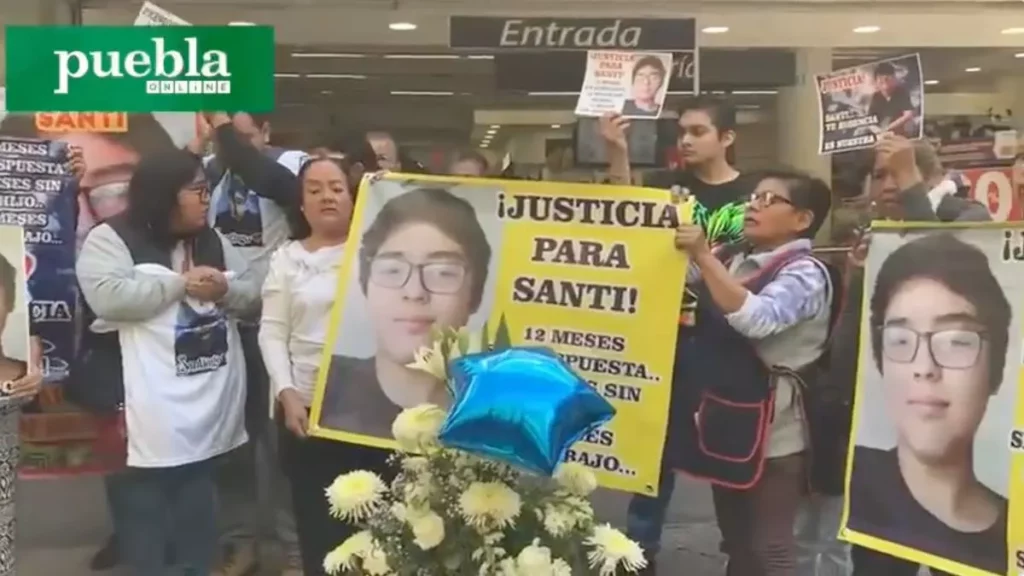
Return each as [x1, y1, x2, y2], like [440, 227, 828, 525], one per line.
[575, 50, 672, 119]
[843, 225, 1023, 576]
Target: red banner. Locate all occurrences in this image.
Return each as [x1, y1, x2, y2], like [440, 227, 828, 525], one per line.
[961, 166, 1020, 222]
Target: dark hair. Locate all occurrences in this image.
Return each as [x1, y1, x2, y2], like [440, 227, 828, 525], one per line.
[0, 252, 15, 312]
[678, 96, 737, 133]
[754, 168, 832, 239]
[874, 62, 897, 77]
[450, 149, 489, 174]
[358, 188, 491, 311]
[632, 55, 666, 79]
[286, 155, 352, 240]
[869, 234, 1010, 393]
[0, 113, 177, 158]
[124, 149, 202, 246]
[235, 112, 271, 128]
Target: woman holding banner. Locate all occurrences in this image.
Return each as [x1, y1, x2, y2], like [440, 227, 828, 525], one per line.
[836, 134, 993, 576]
[259, 152, 375, 576]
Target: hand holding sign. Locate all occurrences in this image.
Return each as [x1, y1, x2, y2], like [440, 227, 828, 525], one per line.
[598, 112, 630, 151]
[876, 133, 922, 190]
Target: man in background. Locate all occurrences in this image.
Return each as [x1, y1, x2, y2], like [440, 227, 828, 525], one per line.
[836, 134, 988, 576]
[193, 112, 307, 576]
[600, 97, 757, 574]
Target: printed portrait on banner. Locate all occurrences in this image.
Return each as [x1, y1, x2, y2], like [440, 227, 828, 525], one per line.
[842, 223, 1023, 576]
[309, 174, 689, 494]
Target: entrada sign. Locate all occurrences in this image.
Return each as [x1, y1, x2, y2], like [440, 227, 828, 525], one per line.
[449, 17, 696, 51]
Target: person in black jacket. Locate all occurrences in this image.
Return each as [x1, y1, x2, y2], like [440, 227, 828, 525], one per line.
[833, 134, 990, 576]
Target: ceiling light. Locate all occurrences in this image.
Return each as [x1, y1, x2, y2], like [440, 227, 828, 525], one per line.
[551, 124, 562, 129]
[853, 25, 880, 33]
[390, 90, 454, 96]
[526, 91, 578, 96]
[467, 55, 495, 60]
[1016, 52, 1024, 58]
[965, 67, 982, 72]
[273, 73, 300, 78]
[924, 79, 940, 85]
[486, 129, 497, 135]
[306, 73, 367, 79]
[384, 54, 459, 60]
[389, 22, 417, 31]
[489, 125, 500, 129]
[320, 90, 332, 95]
[291, 52, 365, 59]
[228, 21, 256, 26]
[701, 26, 729, 34]
[1002, 27, 1024, 34]
[731, 90, 778, 95]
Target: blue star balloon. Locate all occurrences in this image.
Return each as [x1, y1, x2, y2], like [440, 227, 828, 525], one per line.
[438, 347, 616, 476]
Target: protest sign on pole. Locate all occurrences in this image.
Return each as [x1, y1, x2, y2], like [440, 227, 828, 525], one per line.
[309, 175, 690, 495]
[816, 54, 924, 155]
[134, 1, 189, 26]
[841, 221, 1021, 576]
[575, 50, 673, 119]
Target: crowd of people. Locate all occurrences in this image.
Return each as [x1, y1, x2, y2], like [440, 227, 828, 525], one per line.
[7, 97, 1021, 576]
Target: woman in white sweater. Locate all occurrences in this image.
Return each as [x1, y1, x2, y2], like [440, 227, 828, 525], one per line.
[258, 154, 392, 576]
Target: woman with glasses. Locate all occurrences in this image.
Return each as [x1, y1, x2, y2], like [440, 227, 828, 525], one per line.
[258, 154, 372, 576]
[319, 187, 491, 437]
[848, 233, 1009, 575]
[76, 149, 258, 576]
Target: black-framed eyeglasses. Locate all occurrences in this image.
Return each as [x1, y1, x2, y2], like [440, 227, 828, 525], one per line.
[879, 325, 986, 369]
[749, 191, 793, 207]
[368, 256, 467, 294]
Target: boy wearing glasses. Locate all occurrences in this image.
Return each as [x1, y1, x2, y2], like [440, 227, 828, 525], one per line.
[320, 187, 492, 439]
[836, 135, 991, 576]
[847, 233, 1009, 575]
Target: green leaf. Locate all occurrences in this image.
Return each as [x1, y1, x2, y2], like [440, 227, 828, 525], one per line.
[479, 319, 490, 350]
[492, 314, 512, 351]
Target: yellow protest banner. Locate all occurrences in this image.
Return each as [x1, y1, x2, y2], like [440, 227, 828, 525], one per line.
[309, 174, 689, 494]
[840, 221, 1022, 576]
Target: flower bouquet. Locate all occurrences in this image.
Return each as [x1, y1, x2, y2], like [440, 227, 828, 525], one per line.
[322, 327, 647, 576]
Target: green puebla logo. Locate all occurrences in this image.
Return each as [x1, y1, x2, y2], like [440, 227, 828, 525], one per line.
[55, 38, 230, 95]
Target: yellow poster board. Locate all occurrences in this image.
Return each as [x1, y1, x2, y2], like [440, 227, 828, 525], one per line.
[309, 173, 689, 494]
[840, 221, 1024, 576]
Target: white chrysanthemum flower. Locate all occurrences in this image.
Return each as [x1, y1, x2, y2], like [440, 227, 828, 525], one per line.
[322, 530, 373, 575]
[586, 524, 647, 575]
[409, 509, 445, 550]
[516, 540, 554, 572]
[550, 558, 572, 576]
[325, 470, 386, 522]
[362, 546, 391, 575]
[406, 340, 447, 381]
[541, 504, 576, 537]
[402, 455, 430, 472]
[554, 462, 598, 496]
[391, 404, 447, 453]
[458, 481, 522, 529]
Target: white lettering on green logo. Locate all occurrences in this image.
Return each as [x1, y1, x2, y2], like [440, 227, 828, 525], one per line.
[53, 37, 229, 95]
